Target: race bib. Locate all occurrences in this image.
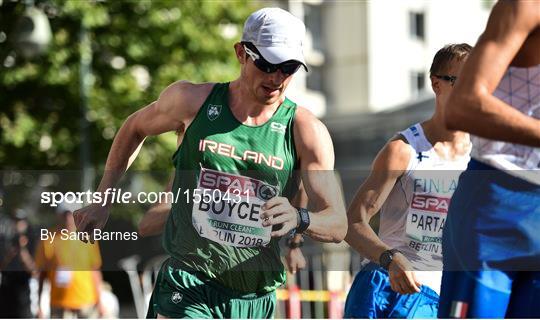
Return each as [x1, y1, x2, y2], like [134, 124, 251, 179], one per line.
[405, 193, 449, 256]
[192, 168, 278, 248]
[54, 268, 72, 287]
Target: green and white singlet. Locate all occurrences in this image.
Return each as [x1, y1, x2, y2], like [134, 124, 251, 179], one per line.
[162, 82, 299, 294]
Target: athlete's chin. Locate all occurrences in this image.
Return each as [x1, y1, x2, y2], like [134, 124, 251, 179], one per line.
[259, 96, 281, 106]
[257, 89, 283, 104]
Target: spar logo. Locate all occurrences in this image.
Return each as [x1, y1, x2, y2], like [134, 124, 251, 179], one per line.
[200, 169, 278, 200]
[411, 194, 450, 213]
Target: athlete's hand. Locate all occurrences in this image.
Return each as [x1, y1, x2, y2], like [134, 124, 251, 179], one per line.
[285, 247, 307, 274]
[387, 253, 422, 294]
[73, 203, 110, 244]
[261, 197, 298, 237]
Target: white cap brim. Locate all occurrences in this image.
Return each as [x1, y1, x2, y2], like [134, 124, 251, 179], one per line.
[256, 45, 307, 70]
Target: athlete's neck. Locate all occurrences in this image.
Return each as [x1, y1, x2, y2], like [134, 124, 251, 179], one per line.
[228, 80, 284, 126]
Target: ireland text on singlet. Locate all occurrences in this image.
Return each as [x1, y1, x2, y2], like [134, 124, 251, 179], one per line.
[163, 83, 299, 294]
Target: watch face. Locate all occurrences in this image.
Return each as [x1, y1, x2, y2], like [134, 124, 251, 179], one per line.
[380, 251, 393, 269]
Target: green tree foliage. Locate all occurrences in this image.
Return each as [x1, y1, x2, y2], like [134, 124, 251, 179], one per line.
[0, 0, 257, 171]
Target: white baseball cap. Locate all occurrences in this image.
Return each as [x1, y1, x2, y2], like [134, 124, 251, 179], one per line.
[241, 7, 307, 68]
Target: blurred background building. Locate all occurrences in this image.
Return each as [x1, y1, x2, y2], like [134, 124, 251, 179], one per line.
[279, 0, 490, 116]
[274, 0, 491, 195]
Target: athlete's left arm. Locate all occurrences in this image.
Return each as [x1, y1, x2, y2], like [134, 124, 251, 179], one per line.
[262, 107, 347, 242]
[285, 182, 308, 273]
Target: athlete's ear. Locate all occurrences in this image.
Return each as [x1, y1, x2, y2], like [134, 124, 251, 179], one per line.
[234, 42, 246, 65]
[430, 76, 441, 95]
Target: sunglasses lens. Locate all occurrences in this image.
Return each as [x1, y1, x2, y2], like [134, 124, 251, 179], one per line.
[280, 63, 302, 75]
[245, 44, 302, 75]
[251, 58, 276, 73]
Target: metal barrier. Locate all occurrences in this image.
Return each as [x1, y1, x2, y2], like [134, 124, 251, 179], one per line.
[272, 247, 363, 318]
[118, 254, 167, 318]
[276, 287, 346, 318]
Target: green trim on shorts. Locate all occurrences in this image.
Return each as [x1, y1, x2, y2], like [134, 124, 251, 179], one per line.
[147, 259, 276, 319]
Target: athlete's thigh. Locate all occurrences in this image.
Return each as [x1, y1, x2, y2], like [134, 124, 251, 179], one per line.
[154, 285, 211, 318]
[224, 291, 276, 319]
[438, 270, 513, 318]
[506, 271, 540, 318]
[344, 265, 392, 318]
[389, 286, 438, 319]
[153, 266, 212, 319]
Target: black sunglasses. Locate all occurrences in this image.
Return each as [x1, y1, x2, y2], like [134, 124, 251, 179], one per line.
[242, 43, 303, 76]
[434, 74, 457, 86]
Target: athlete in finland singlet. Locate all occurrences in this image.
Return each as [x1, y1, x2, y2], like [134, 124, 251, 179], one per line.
[378, 123, 470, 294]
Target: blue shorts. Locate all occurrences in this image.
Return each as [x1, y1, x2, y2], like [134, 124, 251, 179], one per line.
[439, 159, 540, 318]
[344, 262, 439, 319]
[439, 270, 540, 318]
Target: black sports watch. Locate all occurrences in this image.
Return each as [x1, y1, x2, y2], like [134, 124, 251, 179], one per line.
[379, 249, 401, 270]
[295, 207, 310, 234]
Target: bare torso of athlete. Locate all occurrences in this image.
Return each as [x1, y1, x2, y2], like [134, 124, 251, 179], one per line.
[511, 27, 540, 67]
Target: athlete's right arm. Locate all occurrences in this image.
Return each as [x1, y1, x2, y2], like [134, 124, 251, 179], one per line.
[74, 81, 212, 242]
[444, 0, 540, 146]
[345, 137, 421, 294]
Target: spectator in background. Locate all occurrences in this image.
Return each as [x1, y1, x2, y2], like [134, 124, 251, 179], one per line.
[35, 203, 104, 318]
[0, 208, 36, 318]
